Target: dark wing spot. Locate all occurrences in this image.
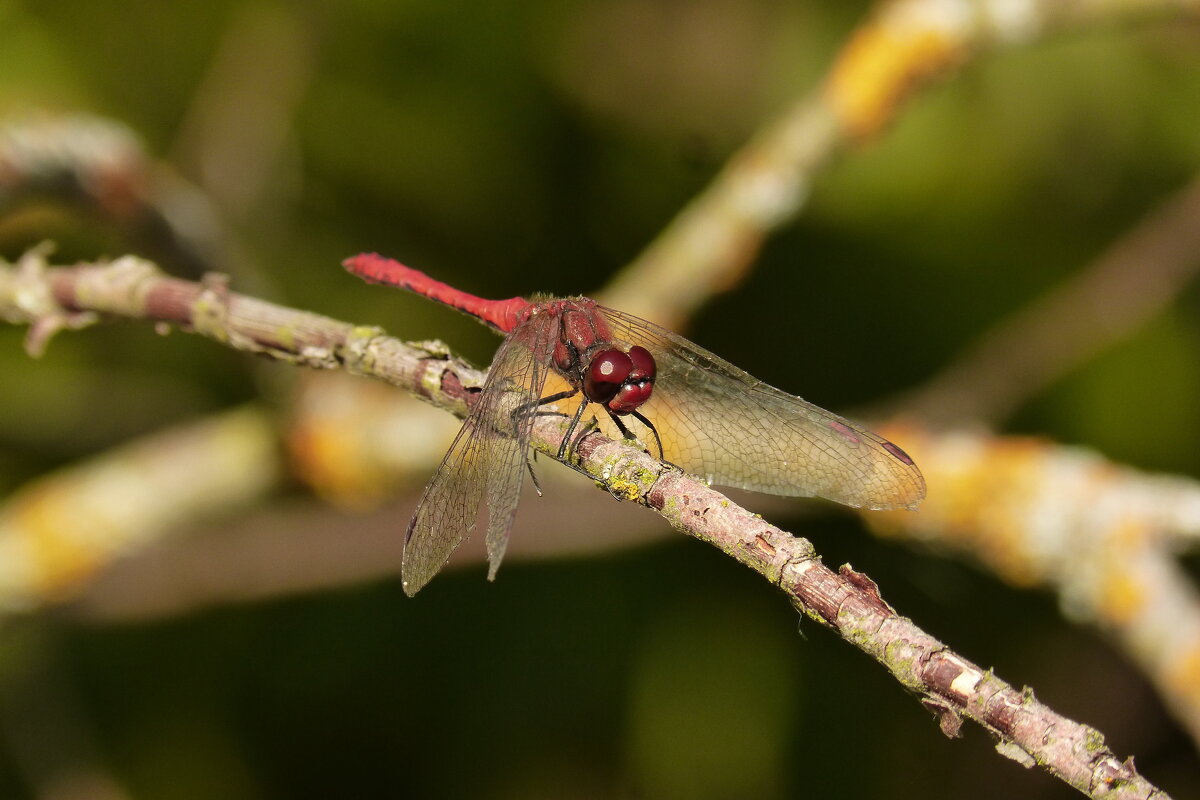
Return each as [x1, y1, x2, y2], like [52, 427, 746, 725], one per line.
[881, 440, 915, 466]
[828, 420, 861, 445]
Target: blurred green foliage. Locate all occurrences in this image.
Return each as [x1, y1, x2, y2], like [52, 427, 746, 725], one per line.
[1, 1, 1198, 798]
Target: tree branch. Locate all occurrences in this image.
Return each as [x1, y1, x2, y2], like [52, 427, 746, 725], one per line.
[0, 251, 1174, 798]
[903, 172, 1200, 425]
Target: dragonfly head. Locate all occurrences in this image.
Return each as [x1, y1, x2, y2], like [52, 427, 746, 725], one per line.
[585, 345, 656, 414]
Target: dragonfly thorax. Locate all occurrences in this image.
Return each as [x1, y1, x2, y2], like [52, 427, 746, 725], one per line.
[545, 301, 656, 415]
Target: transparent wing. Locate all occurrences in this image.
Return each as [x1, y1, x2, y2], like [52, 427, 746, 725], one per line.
[402, 313, 555, 595]
[599, 307, 925, 510]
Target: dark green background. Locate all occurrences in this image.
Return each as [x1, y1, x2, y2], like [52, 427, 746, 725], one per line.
[1, 1, 1198, 797]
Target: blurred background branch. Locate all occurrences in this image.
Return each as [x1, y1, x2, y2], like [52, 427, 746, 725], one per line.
[904, 172, 1200, 426]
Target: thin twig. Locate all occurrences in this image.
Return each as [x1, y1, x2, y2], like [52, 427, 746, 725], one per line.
[904, 173, 1200, 425]
[0, 115, 240, 280]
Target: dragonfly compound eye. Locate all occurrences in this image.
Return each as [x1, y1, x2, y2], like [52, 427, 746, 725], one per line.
[627, 346, 655, 382]
[584, 349, 634, 404]
[607, 346, 655, 415]
[609, 380, 653, 415]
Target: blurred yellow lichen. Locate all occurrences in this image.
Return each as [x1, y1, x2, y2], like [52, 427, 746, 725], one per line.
[825, 0, 969, 137]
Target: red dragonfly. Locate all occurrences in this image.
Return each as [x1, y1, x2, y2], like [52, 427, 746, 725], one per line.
[345, 253, 925, 595]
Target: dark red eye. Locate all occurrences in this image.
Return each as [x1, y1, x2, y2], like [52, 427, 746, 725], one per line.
[608, 381, 653, 414]
[584, 349, 633, 403]
[627, 345, 655, 381]
[607, 346, 656, 414]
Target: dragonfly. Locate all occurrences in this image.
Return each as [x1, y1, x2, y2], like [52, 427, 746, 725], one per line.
[344, 253, 925, 595]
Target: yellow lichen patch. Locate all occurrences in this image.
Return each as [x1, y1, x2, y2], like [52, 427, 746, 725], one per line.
[287, 374, 454, 508]
[274, 323, 298, 353]
[10, 478, 112, 599]
[864, 428, 1052, 587]
[288, 415, 375, 505]
[607, 476, 643, 502]
[1107, 516, 1152, 551]
[965, 440, 1049, 586]
[824, 4, 968, 138]
[1164, 645, 1200, 700]
[1094, 559, 1146, 625]
[0, 407, 279, 609]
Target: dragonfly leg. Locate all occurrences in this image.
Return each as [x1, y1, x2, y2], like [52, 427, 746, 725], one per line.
[525, 458, 544, 497]
[629, 409, 665, 461]
[508, 388, 576, 436]
[557, 398, 592, 461]
[509, 389, 580, 489]
[519, 388, 583, 461]
[607, 409, 680, 472]
[568, 413, 603, 458]
[517, 389, 575, 422]
[605, 408, 665, 460]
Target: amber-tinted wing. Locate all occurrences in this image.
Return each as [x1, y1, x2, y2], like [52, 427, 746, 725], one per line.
[401, 312, 556, 595]
[598, 307, 925, 510]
